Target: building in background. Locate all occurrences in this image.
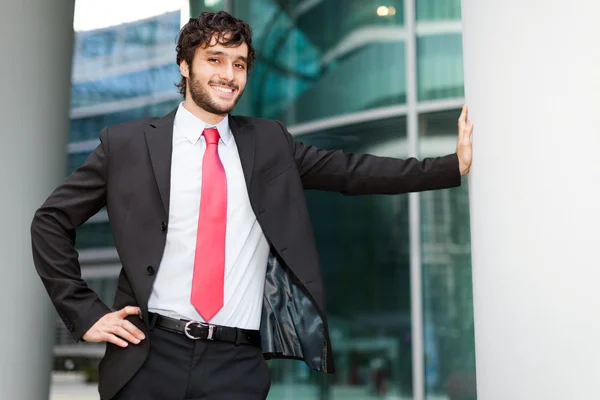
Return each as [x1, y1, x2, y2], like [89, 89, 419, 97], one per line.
[56, 1, 475, 399]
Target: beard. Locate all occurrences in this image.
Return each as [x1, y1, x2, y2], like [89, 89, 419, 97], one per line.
[188, 69, 244, 115]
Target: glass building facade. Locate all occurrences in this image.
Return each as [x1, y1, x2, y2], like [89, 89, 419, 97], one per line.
[58, 1, 475, 399]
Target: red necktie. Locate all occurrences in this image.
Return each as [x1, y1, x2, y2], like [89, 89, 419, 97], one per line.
[191, 127, 227, 321]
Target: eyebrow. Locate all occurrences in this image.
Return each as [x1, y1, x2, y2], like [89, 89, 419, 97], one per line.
[205, 50, 247, 63]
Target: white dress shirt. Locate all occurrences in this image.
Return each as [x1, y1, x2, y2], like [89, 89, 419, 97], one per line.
[148, 103, 270, 330]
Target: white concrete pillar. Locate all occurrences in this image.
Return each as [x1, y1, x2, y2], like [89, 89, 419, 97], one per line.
[462, 1, 600, 398]
[0, 1, 75, 398]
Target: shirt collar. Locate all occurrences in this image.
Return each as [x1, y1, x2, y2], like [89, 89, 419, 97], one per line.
[174, 102, 232, 146]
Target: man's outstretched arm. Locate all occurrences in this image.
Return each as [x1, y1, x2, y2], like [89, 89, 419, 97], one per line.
[280, 105, 474, 195]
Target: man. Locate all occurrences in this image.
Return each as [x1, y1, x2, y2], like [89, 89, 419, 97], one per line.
[31, 11, 473, 400]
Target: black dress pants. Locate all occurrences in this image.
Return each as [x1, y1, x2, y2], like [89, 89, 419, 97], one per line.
[112, 325, 271, 400]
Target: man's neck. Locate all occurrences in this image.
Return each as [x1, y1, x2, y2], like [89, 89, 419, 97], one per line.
[182, 99, 226, 126]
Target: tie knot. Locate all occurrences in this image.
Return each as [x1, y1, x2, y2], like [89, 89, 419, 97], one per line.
[203, 127, 220, 145]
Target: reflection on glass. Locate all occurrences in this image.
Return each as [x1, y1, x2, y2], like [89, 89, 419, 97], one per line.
[71, 11, 180, 109]
[78, 30, 118, 58]
[419, 109, 460, 138]
[233, 0, 406, 125]
[420, 110, 476, 400]
[71, 64, 180, 108]
[417, 34, 464, 102]
[72, 11, 180, 80]
[416, 0, 461, 22]
[259, 118, 413, 399]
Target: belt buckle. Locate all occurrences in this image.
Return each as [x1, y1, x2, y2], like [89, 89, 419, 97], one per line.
[184, 320, 215, 340]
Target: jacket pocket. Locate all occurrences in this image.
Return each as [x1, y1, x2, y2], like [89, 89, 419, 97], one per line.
[263, 163, 292, 182]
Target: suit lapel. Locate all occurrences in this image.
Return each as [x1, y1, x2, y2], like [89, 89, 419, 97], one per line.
[145, 111, 255, 217]
[230, 115, 256, 192]
[145, 108, 177, 217]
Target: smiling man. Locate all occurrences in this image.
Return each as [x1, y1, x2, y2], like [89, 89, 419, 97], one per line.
[31, 11, 473, 400]
[178, 33, 249, 123]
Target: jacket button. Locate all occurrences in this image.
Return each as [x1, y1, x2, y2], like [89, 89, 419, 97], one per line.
[160, 222, 167, 232]
[147, 266, 155, 275]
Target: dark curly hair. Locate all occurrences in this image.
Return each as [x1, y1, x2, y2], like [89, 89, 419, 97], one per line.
[175, 11, 255, 96]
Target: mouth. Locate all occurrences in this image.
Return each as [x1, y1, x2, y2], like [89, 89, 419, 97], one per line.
[209, 83, 237, 98]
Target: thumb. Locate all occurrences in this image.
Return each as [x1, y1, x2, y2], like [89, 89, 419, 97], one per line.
[117, 306, 142, 319]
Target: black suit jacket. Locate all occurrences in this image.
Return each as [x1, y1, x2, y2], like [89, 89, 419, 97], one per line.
[31, 109, 461, 399]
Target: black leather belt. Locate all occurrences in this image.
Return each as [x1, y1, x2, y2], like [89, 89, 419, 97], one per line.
[149, 312, 261, 348]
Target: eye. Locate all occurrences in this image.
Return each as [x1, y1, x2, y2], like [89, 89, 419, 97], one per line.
[234, 63, 246, 70]
[208, 58, 219, 63]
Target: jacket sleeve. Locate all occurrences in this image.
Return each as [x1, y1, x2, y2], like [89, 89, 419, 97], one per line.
[31, 128, 112, 342]
[276, 121, 462, 195]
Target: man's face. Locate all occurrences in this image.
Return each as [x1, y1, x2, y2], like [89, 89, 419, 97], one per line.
[181, 36, 248, 116]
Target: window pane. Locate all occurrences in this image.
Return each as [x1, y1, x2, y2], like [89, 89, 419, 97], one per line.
[416, 0, 461, 22]
[71, 64, 180, 109]
[78, 30, 118, 58]
[419, 109, 476, 400]
[417, 34, 464, 101]
[233, 0, 406, 125]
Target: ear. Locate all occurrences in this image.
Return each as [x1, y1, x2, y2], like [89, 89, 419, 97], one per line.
[180, 60, 190, 79]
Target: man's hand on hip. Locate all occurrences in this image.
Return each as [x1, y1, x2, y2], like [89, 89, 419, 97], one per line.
[82, 306, 146, 347]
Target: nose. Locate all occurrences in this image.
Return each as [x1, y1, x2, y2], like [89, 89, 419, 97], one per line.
[218, 64, 234, 82]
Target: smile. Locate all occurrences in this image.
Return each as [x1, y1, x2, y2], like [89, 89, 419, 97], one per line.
[210, 84, 236, 95]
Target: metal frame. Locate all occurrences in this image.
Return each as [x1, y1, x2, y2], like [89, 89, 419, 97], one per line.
[404, 0, 425, 398]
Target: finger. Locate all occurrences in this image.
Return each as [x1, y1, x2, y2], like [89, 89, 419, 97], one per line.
[460, 113, 473, 142]
[458, 104, 468, 125]
[117, 306, 142, 319]
[121, 319, 146, 341]
[104, 332, 129, 348]
[112, 326, 141, 345]
[457, 106, 468, 144]
[464, 121, 474, 141]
